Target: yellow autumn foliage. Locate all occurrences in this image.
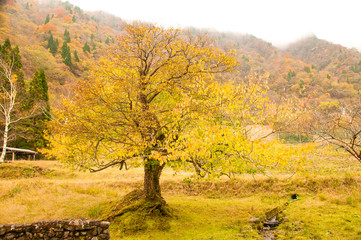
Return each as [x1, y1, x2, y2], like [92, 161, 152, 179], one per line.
[45, 22, 312, 179]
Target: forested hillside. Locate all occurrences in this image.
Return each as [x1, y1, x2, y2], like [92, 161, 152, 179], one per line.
[1, 0, 361, 152]
[1, 0, 361, 103]
[207, 30, 361, 101]
[0, 0, 124, 101]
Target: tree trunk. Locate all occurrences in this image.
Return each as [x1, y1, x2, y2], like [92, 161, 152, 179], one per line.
[0, 122, 9, 163]
[144, 159, 165, 201]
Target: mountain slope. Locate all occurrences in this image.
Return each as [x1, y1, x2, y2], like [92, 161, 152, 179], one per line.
[0, 0, 124, 101]
[1, 0, 360, 103]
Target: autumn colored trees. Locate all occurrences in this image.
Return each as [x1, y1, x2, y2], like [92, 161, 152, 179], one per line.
[48, 23, 237, 203]
[0, 39, 49, 160]
[312, 99, 361, 163]
[46, 23, 313, 213]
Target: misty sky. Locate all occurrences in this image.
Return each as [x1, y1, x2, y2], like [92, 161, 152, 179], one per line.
[65, 0, 361, 49]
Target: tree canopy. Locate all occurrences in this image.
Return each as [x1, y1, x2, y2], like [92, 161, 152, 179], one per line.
[47, 23, 236, 199]
[46, 23, 310, 205]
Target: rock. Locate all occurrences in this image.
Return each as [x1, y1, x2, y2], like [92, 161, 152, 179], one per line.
[249, 217, 261, 223]
[70, 219, 81, 227]
[264, 215, 280, 228]
[98, 233, 110, 238]
[263, 219, 280, 228]
[25, 232, 33, 238]
[0, 219, 110, 240]
[100, 221, 110, 227]
[64, 225, 75, 231]
[5, 232, 17, 240]
[63, 231, 69, 238]
[48, 230, 56, 237]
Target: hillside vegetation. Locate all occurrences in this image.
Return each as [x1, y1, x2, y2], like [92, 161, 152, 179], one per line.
[1, 0, 361, 104]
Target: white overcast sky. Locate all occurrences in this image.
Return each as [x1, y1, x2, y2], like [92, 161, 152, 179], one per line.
[65, 0, 361, 49]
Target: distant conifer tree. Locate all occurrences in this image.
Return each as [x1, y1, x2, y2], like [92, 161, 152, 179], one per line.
[44, 14, 50, 24]
[63, 51, 72, 67]
[61, 41, 72, 67]
[73, 50, 80, 62]
[64, 29, 71, 43]
[47, 32, 57, 56]
[83, 42, 91, 53]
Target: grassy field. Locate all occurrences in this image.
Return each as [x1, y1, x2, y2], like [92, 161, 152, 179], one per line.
[0, 145, 360, 239]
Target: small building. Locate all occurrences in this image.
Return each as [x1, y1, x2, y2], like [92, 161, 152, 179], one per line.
[1, 147, 38, 161]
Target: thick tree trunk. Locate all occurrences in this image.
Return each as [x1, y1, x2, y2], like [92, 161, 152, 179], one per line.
[144, 159, 165, 201]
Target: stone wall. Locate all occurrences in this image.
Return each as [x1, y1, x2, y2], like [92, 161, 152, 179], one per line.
[0, 218, 110, 240]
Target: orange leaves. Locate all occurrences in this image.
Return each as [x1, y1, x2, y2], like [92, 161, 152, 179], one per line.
[62, 15, 73, 24]
[47, 22, 238, 172]
[0, 13, 9, 27]
[55, 8, 65, 18]
[37, 23, 57, 33]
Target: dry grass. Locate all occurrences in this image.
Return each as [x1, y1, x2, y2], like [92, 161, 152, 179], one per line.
[0, 145, 360, 239]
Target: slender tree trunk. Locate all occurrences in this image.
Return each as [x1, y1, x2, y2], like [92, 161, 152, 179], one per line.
[0, 121, 9, 163]
[144, 159, 165, 201]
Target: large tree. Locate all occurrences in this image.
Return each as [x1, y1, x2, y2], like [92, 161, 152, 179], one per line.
[47, 23, 236, 205]
[313, 99, 361, 163]
[47, 24, 311, 221]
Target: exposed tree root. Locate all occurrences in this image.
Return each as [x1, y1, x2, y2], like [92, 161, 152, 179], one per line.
[102, 189, 173, 235]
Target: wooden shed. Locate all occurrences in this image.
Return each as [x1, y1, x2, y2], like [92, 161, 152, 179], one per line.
[2, 147, 38, 161]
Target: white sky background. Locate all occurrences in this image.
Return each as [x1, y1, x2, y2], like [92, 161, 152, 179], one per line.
[65, 0, 361, 49]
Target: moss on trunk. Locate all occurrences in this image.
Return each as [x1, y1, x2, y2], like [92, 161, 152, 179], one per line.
[103, 189, 172, 236]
